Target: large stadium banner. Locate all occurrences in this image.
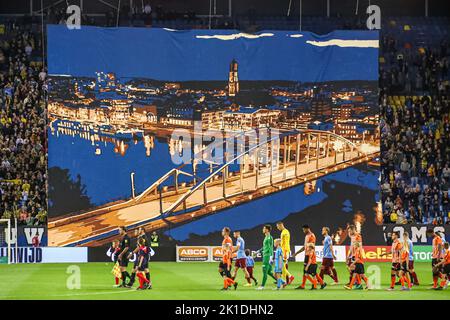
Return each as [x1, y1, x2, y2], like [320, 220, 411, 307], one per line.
[47, 25, 380, 248]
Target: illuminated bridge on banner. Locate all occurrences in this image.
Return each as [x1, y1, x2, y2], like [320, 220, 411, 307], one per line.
[48, 129, 379, 246]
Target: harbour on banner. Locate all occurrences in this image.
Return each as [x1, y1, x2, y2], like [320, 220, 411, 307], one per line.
[48, 129, 379, 247]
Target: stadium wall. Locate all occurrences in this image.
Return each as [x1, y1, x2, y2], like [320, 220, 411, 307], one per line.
[0, 247, 87, 263]
[381, 225, 448, 244]
[88, 245, 176, 262]
[0, 244, 437, 263]
[0, 226, 48, 247]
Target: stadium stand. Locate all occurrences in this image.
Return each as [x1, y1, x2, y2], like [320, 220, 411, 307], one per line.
[379, 16, 450, 225]
[0, 3, 449, 226]
[0, 21, 48, 225]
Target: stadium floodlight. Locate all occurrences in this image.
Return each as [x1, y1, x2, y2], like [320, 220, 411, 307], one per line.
[0, 219, 11, 264]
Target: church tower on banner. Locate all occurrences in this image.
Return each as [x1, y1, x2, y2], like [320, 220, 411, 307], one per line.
[228, 59, 239, 97]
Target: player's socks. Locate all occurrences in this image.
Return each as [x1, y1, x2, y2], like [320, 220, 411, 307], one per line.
[355, 273, 361, 285]
[319, 269, 325, 280]
[305, 275, 314, 286]
[404, 275, 411, 288]
[361, 275, 368, 285]
[137, 272, 149, 285]
[226, 277, 235, 287]
[400, 276, 405, 287]
[284, 268, 292, 282]
[276, 278, 282, 289]
[145, 272, 150, 281]
[138, 276, 144, 289]
[115, 277, 119, 285]
[315, 274, 324, 285]
[246, 277, 251, 284]
[331, 269, 339, 282]
[348, 275, 356, 289]
[121, 272, 128, 285]
[136, 273, 147, 288]
[301, 275, 307, 287]
[223, 279, 228, 289]
[390, 275, 396, 288]
[433, 276, 438, 288]
[410, 272, 419, 284]
[129, 272, 136, 285]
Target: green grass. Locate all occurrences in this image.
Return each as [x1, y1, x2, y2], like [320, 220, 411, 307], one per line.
[0, 262, 449, 300]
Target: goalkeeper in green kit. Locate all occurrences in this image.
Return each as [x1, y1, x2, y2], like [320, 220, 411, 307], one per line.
[256, 224, 277, 290]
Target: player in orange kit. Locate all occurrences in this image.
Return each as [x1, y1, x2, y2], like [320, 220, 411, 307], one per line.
[293, 225, 316, 290]
[218, 227, 233, 281]
[427, 229, 444, 289]
[434, 242, 450, 290]
[399, 242, 412, 291]
[381, 231, 403, 291]
[346, 225, 363, 288]
[220, 243, 238, 291]
[344, 241, 370, 290]
[300, 243, 326, 290]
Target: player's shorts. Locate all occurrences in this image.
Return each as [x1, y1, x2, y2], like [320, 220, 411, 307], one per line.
[219, 262, 232, 278]
[322, 257, 334, 269]
[219, 261, 227, 270]
[408, 260, 414, 270]
[443, 264, 450, 276]
[138, 262, 148, 272]
[432, 258, 439, 267]
[246, 267, 254, 277]
[354, 263, 365, 275]
[391, 262, 401, 271]
[432, 258, 443, 275]
[306, 264, 318, 276]
[303, 256, 309, 270]
[119, 257, 129, 267]
[235, 258, 247, 269]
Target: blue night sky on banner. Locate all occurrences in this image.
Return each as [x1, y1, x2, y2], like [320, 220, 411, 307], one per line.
[47, 25, 378, 82]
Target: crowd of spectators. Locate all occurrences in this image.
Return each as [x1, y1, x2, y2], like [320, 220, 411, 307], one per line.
[0, 23, 47, 226]
[380, 30, 450, 224]
[380, 34, 449, 95]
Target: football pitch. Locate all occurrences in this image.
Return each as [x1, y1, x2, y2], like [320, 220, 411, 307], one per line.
[0, 262, 449, 300]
